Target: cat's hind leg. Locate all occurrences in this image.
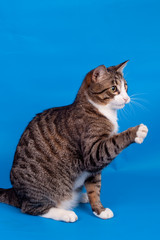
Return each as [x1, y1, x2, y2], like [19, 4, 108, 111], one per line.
[85, 173, 114, 219]
[21, 201, 78, 222]
[41, 208, 78, 222]
[21, 199, 78, 222]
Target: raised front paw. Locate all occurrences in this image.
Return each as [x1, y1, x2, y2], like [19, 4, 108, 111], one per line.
[135, 124, 148, 144]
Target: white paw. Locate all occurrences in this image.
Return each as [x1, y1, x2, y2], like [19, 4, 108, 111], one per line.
[80, 193, 89, 203]
[93, 208, 114, 219]
[41, 208, 78, 223]
[135, 124, 148, 144]
[62, 211, 78, 223]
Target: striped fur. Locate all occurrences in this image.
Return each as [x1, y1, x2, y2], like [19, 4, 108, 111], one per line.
[0, 61, 148, 221]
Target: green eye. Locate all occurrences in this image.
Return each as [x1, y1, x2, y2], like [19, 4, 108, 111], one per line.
[111, 86, 117, 93]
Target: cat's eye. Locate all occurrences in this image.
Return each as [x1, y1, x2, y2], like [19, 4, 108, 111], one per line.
[124, 83, 128, 91]
[111, 86, 117, 93]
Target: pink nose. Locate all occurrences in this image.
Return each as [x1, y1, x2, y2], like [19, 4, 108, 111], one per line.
[124, 97, 130, 103]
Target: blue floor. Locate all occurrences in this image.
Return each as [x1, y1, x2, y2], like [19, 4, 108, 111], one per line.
[0, 0, 160, 239]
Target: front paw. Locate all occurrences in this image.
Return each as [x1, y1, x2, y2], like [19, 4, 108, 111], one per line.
[93, 208, 114, 219]
[135, 124, 148, 144]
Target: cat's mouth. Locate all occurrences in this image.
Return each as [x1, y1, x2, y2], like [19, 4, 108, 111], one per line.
[112, 103, 125, 109]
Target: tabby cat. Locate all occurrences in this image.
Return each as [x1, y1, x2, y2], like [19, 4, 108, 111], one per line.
[0, 61, 148, 222]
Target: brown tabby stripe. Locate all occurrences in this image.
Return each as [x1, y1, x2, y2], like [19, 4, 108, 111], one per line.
[82, 127, 139, 172]
[91, 88, 109, 95]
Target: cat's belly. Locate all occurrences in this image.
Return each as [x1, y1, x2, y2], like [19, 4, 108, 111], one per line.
[57, 191, 81, 210]
[73, 171, 91, 190]
[57, 171, 91, 210]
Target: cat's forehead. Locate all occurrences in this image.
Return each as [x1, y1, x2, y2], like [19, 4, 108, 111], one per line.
[101, 70, 125, 86]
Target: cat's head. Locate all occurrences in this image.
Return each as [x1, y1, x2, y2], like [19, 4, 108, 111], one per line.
[85, 61, 130, 110]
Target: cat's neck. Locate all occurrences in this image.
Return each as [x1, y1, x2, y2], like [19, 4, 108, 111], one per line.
[75, 84, 118, 133]
[88, 99, 118, 134]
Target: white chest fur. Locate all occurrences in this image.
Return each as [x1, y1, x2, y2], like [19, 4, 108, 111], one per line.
[88, 99, 118, 134]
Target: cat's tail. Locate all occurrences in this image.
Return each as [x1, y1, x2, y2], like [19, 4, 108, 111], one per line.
[0, 188, 21, 208]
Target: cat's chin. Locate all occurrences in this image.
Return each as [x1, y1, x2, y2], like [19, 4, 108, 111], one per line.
[111, 103, 125, 110]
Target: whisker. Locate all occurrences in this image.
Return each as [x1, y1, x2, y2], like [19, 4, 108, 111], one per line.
[121, 107, 128, 120]
[130, 97, 149, 104]
[131, 100, 149, 112]
[118, 91, 150, 120]
[119, 103, 132, 120]
[118, 107, 126, 120]
[129, 93, 148, 98]
[127, 102, 136, 116]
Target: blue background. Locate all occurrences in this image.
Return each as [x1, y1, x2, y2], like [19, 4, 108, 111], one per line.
[0, 0, 160, 239]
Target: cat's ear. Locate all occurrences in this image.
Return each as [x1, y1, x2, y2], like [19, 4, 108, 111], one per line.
[114, 60, 129, 74]
[92, 65, 107, 83]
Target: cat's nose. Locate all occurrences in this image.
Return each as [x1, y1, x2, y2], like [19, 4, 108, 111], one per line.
[124, 97, 130, 103]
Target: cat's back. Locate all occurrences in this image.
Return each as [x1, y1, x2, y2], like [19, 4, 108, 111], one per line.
[12, 101, 112, 174]
[12, 104, 83, 168]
